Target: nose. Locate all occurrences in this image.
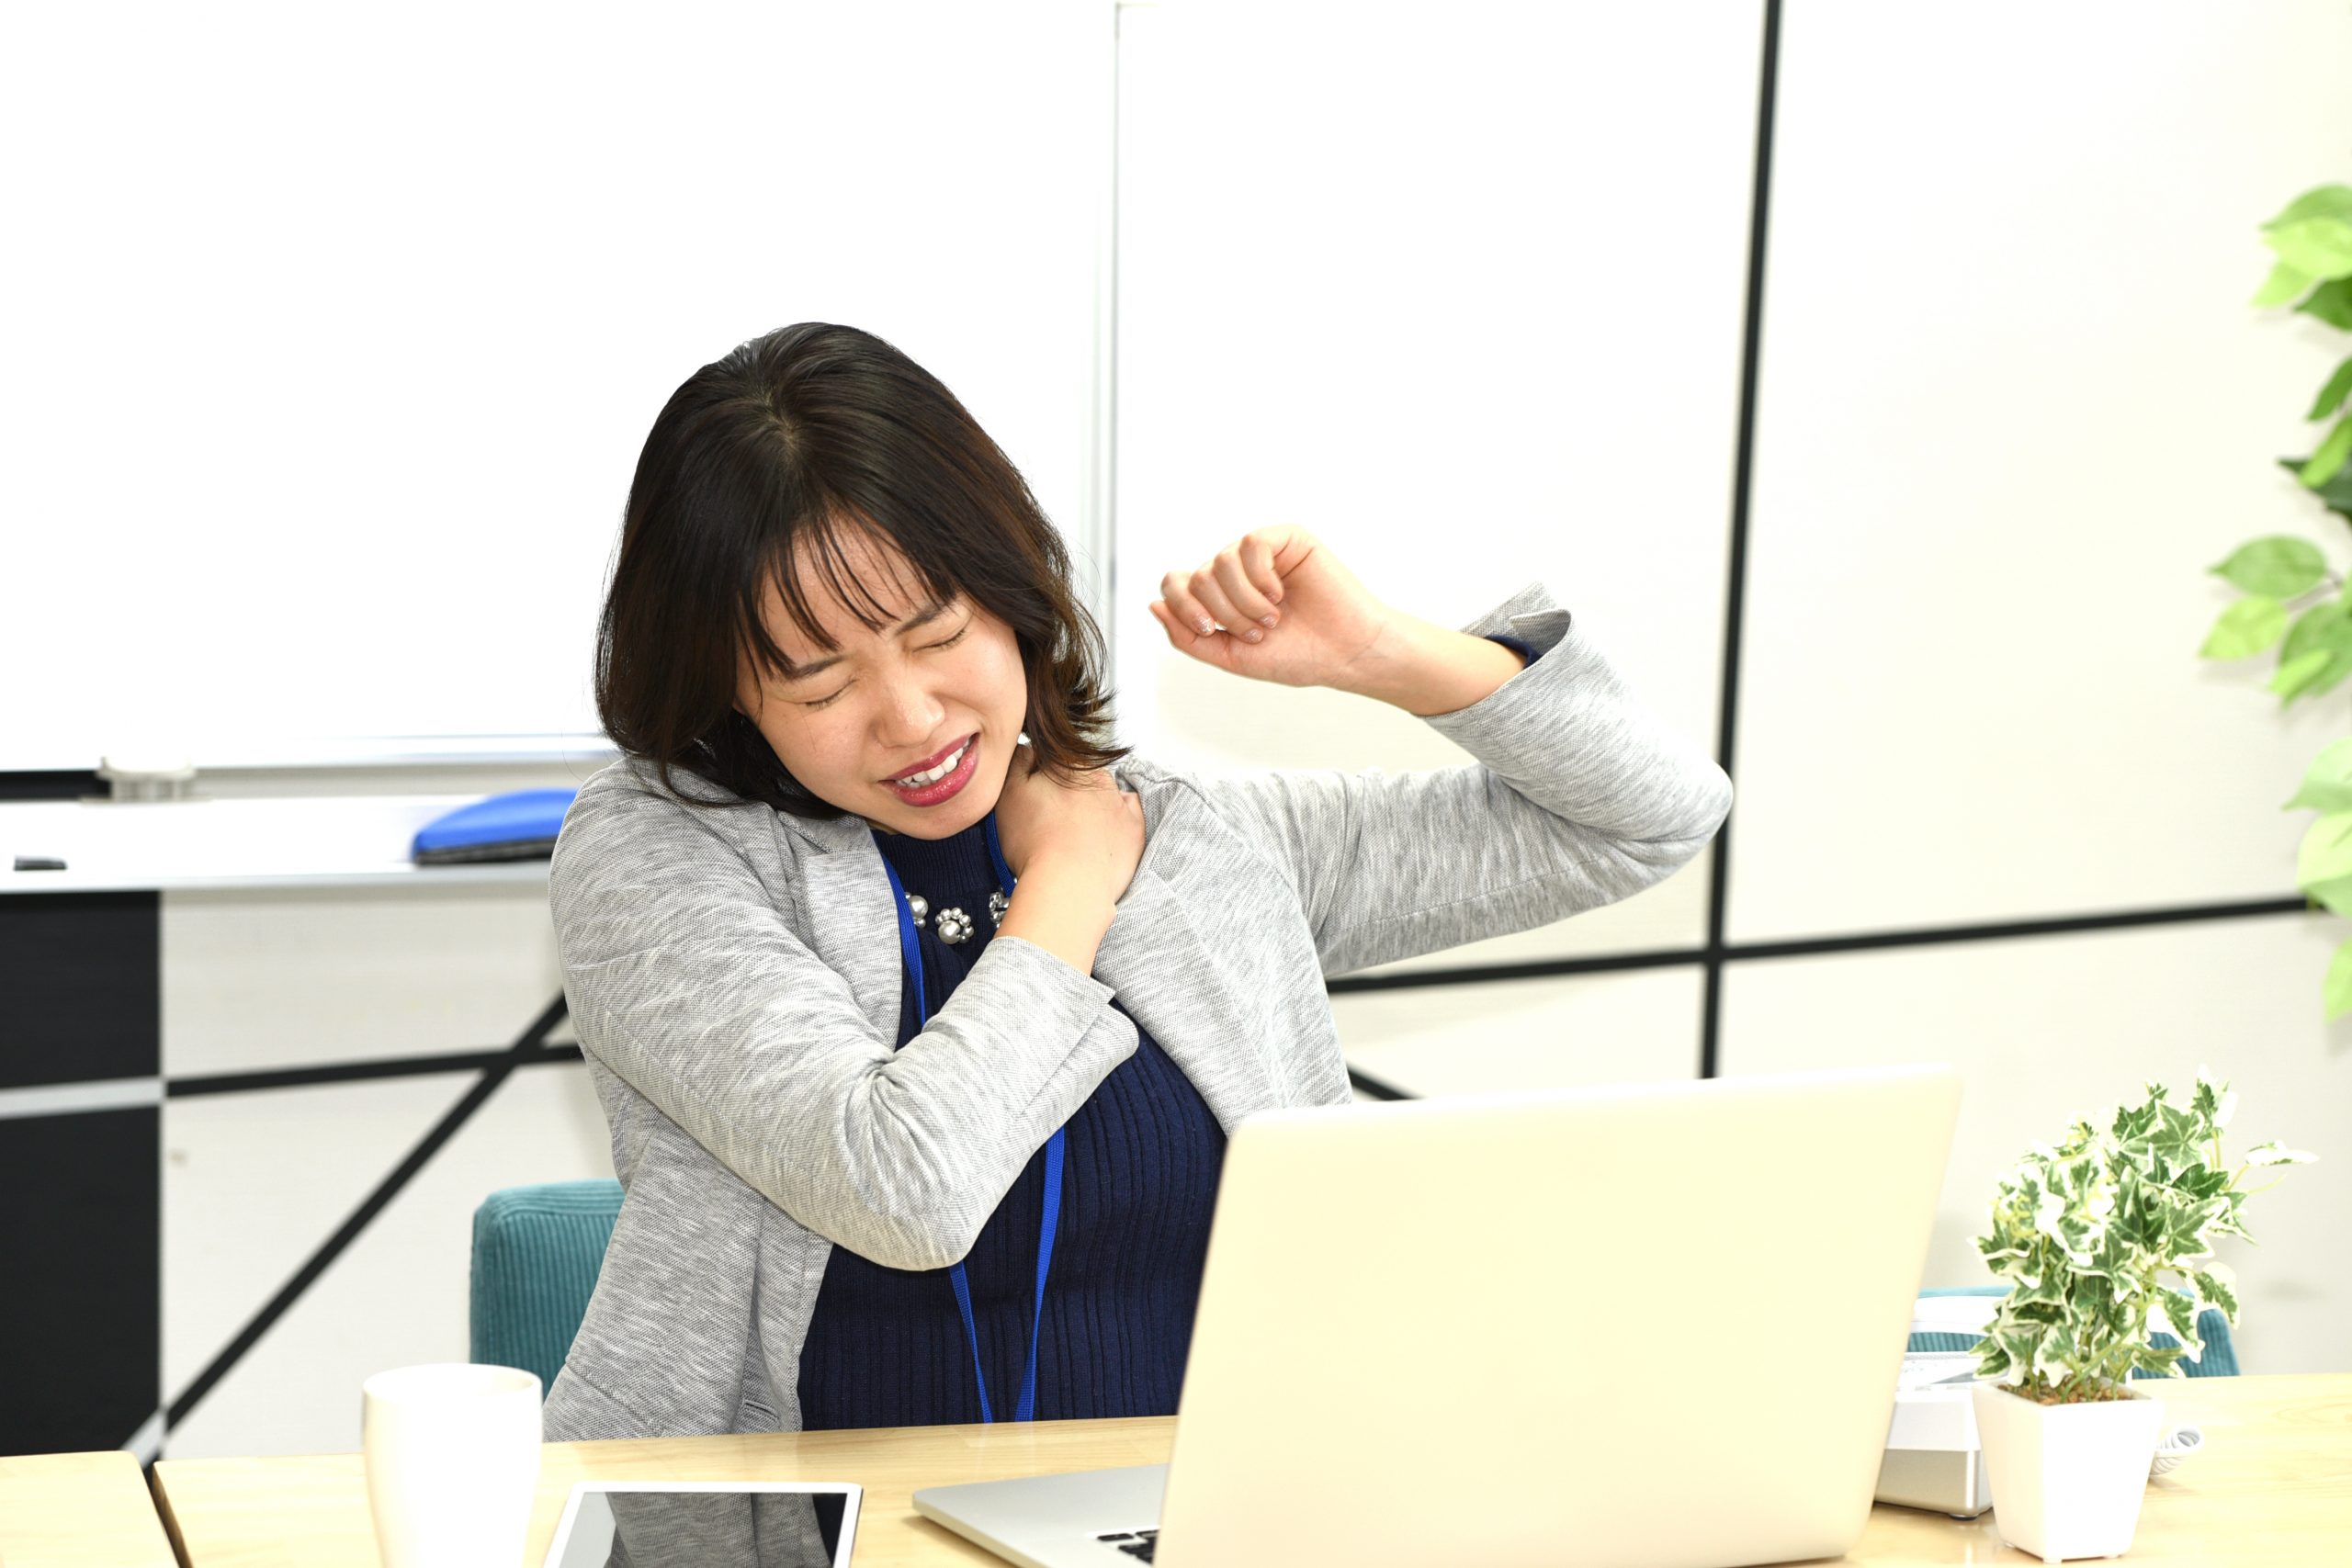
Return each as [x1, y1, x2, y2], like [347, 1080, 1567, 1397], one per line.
[871, 657, 948, 750]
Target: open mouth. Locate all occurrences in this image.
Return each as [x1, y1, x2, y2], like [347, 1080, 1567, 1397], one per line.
[885, 733, 977, 786]
[884, 733, 980, 806]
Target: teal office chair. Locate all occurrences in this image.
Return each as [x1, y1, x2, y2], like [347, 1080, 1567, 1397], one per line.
[469, 1180, 626, 1394]
[1909, 1285, 2239, 1377]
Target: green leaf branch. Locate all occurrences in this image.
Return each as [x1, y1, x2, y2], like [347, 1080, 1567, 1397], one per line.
[1973, 1073, 2314, 1404]
[2200, 182, 2352, 1017]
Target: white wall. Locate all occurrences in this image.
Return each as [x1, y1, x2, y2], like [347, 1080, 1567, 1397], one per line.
[142, 0, 2352, 1462]
[1114, 0, 1752, 980]
[0, 0, 1108, 770]
[1723, 0, 2352, 1372]
[1117, 0, 2352, 1376]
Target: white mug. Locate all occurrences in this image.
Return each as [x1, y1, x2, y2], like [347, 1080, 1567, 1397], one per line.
[363, 1363, 543, 1568]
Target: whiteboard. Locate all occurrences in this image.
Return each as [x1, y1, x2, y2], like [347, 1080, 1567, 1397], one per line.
[0, 1, 1111, 771]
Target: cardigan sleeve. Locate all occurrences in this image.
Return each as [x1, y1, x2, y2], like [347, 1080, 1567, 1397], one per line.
[548, 771, 1140, 1271]
[1192, 580, 1730, 978]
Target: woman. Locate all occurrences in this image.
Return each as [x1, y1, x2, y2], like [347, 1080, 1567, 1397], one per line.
[543, 321, 1733, 1452]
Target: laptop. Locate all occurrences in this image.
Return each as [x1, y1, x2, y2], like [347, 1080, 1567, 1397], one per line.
[914, 1064, 1962, 1568]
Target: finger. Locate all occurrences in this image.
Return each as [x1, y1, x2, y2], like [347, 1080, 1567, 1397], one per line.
[1150, 597, 1232, 668]
[1214, 547, 1282, 630]
[1149, 596, 1210, 651]
[1256, 524, 1317, 579]
[1160, 570, 1222, 640]
[1187, 564, 1263, 645]
[1239, 534, 1285, 608]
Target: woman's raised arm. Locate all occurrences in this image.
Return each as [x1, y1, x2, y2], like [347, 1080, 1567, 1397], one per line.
[1170, 563, 1733, 978]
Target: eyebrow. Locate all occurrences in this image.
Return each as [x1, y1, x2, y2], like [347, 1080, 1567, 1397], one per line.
[775, 598, 954, 681]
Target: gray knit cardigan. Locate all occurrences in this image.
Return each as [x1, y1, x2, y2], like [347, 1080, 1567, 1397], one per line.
[540, 578, 1733, 1455]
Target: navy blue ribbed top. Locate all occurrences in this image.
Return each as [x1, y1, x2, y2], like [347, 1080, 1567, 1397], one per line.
[795, 812, 1229, 1430]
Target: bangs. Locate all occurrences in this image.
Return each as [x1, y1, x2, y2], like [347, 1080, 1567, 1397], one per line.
[735, 507, 959, 683]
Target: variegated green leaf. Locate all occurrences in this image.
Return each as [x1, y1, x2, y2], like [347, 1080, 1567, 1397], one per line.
[2192, 1269, 2240, 1322]
[2157, 1288, 2203, 1359]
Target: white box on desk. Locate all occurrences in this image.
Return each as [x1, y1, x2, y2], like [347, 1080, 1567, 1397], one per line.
[1876, 1351, 1990, 1517]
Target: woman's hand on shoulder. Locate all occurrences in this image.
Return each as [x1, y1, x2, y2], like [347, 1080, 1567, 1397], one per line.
[1147, 525, 1396, 691]
[993, 745, 1146, 908]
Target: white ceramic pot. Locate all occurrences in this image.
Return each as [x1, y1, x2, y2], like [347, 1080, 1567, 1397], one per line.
[1971, 1380, 2165, 1563]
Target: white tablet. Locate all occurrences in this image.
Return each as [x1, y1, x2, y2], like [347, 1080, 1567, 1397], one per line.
[543, 1480, 862, 1567]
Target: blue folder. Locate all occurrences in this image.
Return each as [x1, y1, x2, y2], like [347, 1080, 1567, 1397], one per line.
[412, 788, 579, 865]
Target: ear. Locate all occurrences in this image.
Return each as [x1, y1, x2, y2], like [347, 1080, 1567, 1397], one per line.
[730, 673, 764, 724]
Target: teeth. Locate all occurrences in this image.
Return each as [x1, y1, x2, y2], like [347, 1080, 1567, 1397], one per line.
[893, 739, 970, 788]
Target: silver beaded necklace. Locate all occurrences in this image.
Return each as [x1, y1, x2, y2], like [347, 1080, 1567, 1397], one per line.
[902, 887, 1011, 945]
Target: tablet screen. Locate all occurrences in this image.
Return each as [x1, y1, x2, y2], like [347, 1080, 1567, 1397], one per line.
[544, 1482, 861, 1568]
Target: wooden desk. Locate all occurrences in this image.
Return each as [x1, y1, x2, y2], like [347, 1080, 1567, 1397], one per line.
[151, 1374, 2351, 1567]
[0, 1450, 178, 1568]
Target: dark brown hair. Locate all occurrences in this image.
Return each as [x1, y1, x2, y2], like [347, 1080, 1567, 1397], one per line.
[594, 321, 1126, 817]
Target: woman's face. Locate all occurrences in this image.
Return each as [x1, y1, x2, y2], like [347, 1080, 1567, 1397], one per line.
[736, 529, 1026, 838]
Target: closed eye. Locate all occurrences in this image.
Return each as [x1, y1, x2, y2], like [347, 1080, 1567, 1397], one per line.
[799, 625, 970, 709]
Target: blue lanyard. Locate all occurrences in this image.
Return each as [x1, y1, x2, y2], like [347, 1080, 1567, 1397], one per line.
[877, 811, 1066, 1425]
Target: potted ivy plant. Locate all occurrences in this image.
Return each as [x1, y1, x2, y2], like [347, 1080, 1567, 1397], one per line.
[1967, 1072, 2312, 1562]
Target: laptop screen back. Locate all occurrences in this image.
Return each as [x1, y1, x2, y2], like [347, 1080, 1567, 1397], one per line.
[1153, 1065, 1962, 1568]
